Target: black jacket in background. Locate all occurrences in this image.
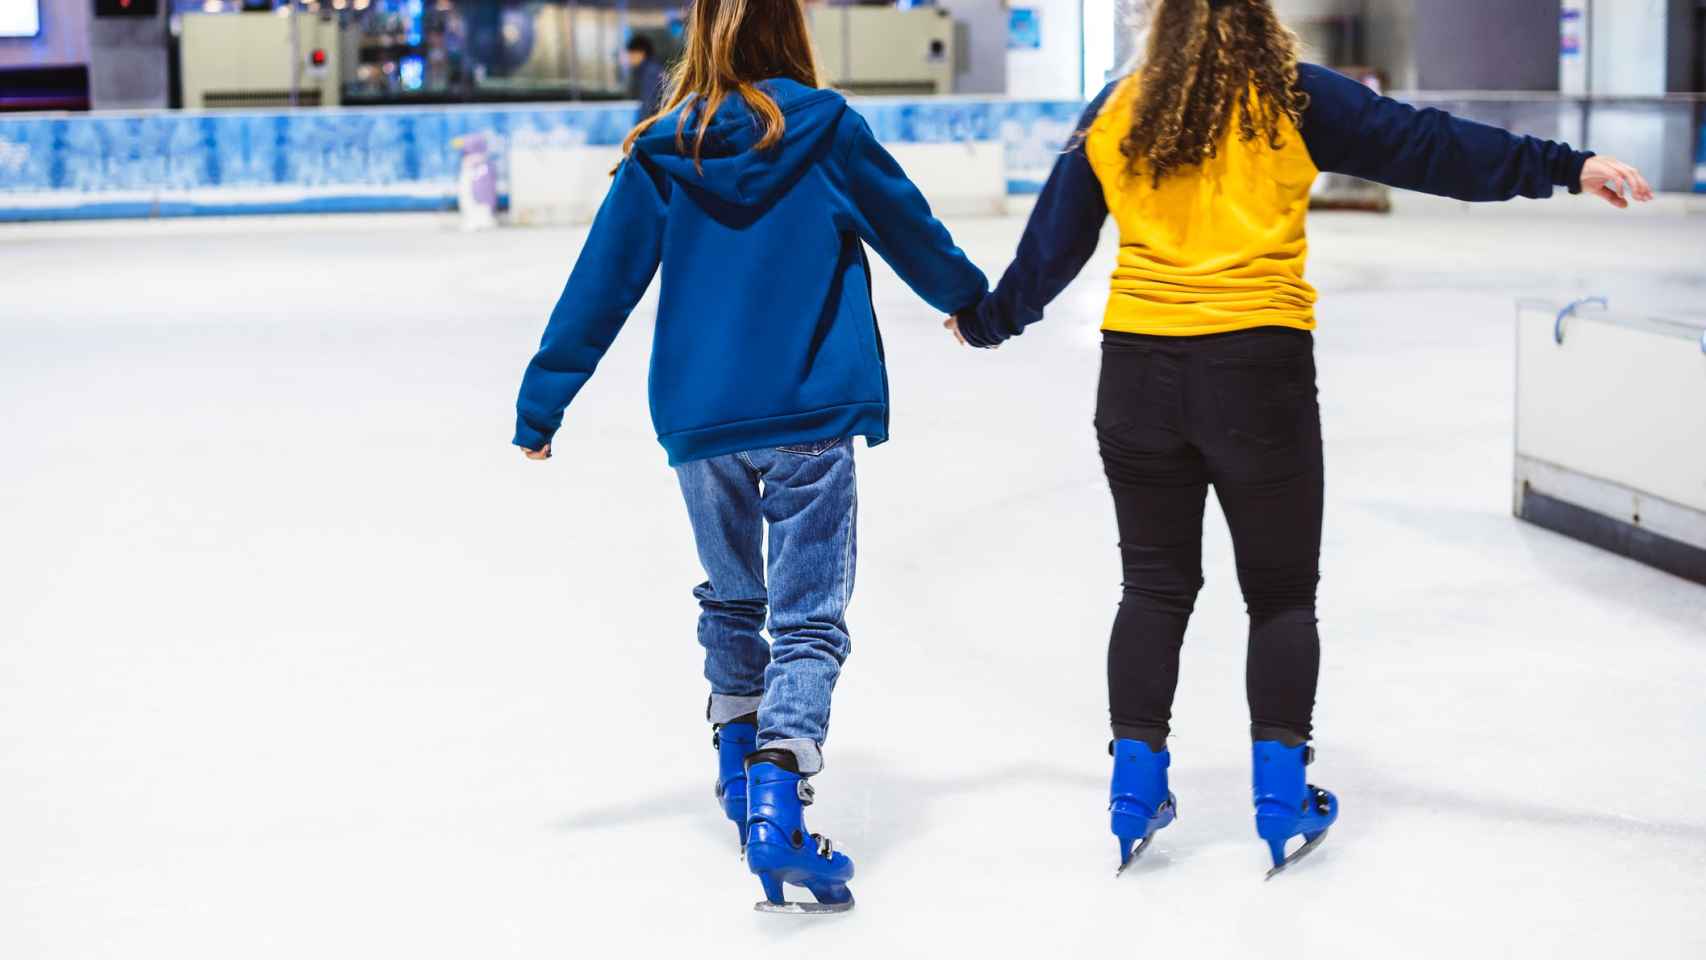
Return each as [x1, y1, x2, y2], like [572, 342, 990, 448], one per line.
[629, 59, 666, 120]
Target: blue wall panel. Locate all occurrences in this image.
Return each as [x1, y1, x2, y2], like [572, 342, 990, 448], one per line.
[1695, 105, 1705, 194]
[0, 99, 1081, 221]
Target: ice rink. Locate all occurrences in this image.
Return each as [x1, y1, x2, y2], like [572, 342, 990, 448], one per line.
[3, 205, 1704, 958]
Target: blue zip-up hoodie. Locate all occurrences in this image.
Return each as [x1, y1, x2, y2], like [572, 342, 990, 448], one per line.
[514, 79, 989, 465]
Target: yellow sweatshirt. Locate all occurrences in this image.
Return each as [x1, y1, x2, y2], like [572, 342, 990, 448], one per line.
[962, 65, 1590, 346]
[1083, 76, 1320, 336]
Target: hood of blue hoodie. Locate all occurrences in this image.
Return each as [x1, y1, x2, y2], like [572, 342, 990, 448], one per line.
[634, 79, 847, 207]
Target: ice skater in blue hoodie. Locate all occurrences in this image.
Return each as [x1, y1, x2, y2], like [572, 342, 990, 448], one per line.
[512, 0, 987, 914]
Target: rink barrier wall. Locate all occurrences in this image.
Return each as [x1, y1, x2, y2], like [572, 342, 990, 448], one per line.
[1697, 103, 1706, 193]
[0, 98, 1082, 223]
[1513, 299, 1706, 585]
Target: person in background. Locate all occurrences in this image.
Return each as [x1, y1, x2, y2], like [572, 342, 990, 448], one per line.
[514, 0, 986, 915]
[624, 34, 666, 121]
[950, 0, 1651, 880]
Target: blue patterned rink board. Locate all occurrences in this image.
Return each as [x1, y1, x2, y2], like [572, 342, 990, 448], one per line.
[1696, 104, 1706, 194]
[0, 98, 1083, 222]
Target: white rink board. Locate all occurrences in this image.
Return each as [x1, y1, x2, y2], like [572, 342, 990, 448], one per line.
[508, 145, 626, 226]
[507, 141, 1006, 225]
[1515, 301, 1706, 518]
[884, 141, 1008, 216]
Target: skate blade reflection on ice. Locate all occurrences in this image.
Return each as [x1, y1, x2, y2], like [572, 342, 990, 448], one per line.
[1114, 835, 1158, 877]
[753, 896, 855, 915]
[1264, 829, 1329, 881]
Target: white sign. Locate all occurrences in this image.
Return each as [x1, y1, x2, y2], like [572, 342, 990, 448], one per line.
[0, 0, 40, 38]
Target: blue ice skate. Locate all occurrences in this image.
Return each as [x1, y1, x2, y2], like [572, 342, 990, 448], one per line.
[1109, 739, 1177, 876]
[712, 720, 758, 851]
[1252, 740, 1339, 879]
[744, 758, 855, 914]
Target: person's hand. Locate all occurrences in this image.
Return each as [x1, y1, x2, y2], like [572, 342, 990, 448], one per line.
[944, 312, 996, 349]
[1580, 156, 1653, 208]
[521, 443, 552, 460]
[944, 315, 967, 346]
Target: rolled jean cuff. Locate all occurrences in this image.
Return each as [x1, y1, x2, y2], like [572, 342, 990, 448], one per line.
[761, 738, 823, 776]
[708, 694, 763, 725]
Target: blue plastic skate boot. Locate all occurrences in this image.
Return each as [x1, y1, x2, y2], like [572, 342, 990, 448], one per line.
[1109, 738, 1177, 875]
[1252, 740, 1338, 879]
[744, 758, 855, 914]
[712, 721, 758, 850]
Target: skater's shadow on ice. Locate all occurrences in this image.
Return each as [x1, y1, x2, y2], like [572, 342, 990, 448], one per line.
[1356, 776, 1706, 845]
[1349, 497, 1706, 639]
[830, 755, 1101, 861]
[551, 786, 716, 834]
[550, 755, 1101, 864]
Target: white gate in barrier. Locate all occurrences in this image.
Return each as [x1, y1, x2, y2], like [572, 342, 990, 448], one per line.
[508, 131, 627, 227]
[507, 132, 1008, 226]
[1513, 297, 1706, 583]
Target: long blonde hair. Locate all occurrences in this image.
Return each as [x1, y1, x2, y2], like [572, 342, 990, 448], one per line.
[1122, 0, 1309, 185]
[620, 0, 820, 170]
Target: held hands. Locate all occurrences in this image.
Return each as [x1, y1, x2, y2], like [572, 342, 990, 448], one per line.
[521, 443, 552, 460]
[1580, 156, 1653, 208]
[944, 315, 970, 346]
[944, 305, 996, 349]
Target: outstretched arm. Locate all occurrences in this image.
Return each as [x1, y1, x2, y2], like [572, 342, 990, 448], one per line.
[839, 113, 989, 317]
[514, 153, 669, 454]
[1297, 63, 1651, 205]
[955, 83, 1116, 349]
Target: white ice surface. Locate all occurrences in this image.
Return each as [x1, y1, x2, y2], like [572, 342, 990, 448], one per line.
[2, 208, 1704, 959]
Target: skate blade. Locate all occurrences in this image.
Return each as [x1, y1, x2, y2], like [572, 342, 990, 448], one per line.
[1114, 835, 1156, 878]
[753, 896, 855, 915]
[1263, 829, 1329, 881]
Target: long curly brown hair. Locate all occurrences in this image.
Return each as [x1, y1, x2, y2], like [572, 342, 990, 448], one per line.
[1122, 0, 1309, 185]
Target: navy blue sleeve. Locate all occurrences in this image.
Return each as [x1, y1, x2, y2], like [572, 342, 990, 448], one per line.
[1297, 63, 1592, 202]
[513, 153, 668, 450]
[959, 82, 1115, 348]
[839, 113, 989, 316]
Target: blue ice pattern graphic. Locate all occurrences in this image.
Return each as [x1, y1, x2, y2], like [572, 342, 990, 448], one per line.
[0, 99, 1082, 221]
[1695, 105, 1705, 194]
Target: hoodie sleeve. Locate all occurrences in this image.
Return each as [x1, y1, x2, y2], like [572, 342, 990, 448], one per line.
[837, 113, 989, 316]
[1297, 63, 1593, 201]
[513, 153, 668, 450]
[958, 82, 1116, 349]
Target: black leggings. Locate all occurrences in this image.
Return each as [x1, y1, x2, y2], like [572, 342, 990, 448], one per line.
[1097, 327, 1323, 749]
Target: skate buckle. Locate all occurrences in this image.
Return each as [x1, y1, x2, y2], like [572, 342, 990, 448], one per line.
[711, 728, 721, 749]
[814, 833, 834, 858]
[796, 780, 816, 804]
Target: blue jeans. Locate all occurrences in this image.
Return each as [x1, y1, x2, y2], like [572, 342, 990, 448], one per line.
[675, 438, 857, 776]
